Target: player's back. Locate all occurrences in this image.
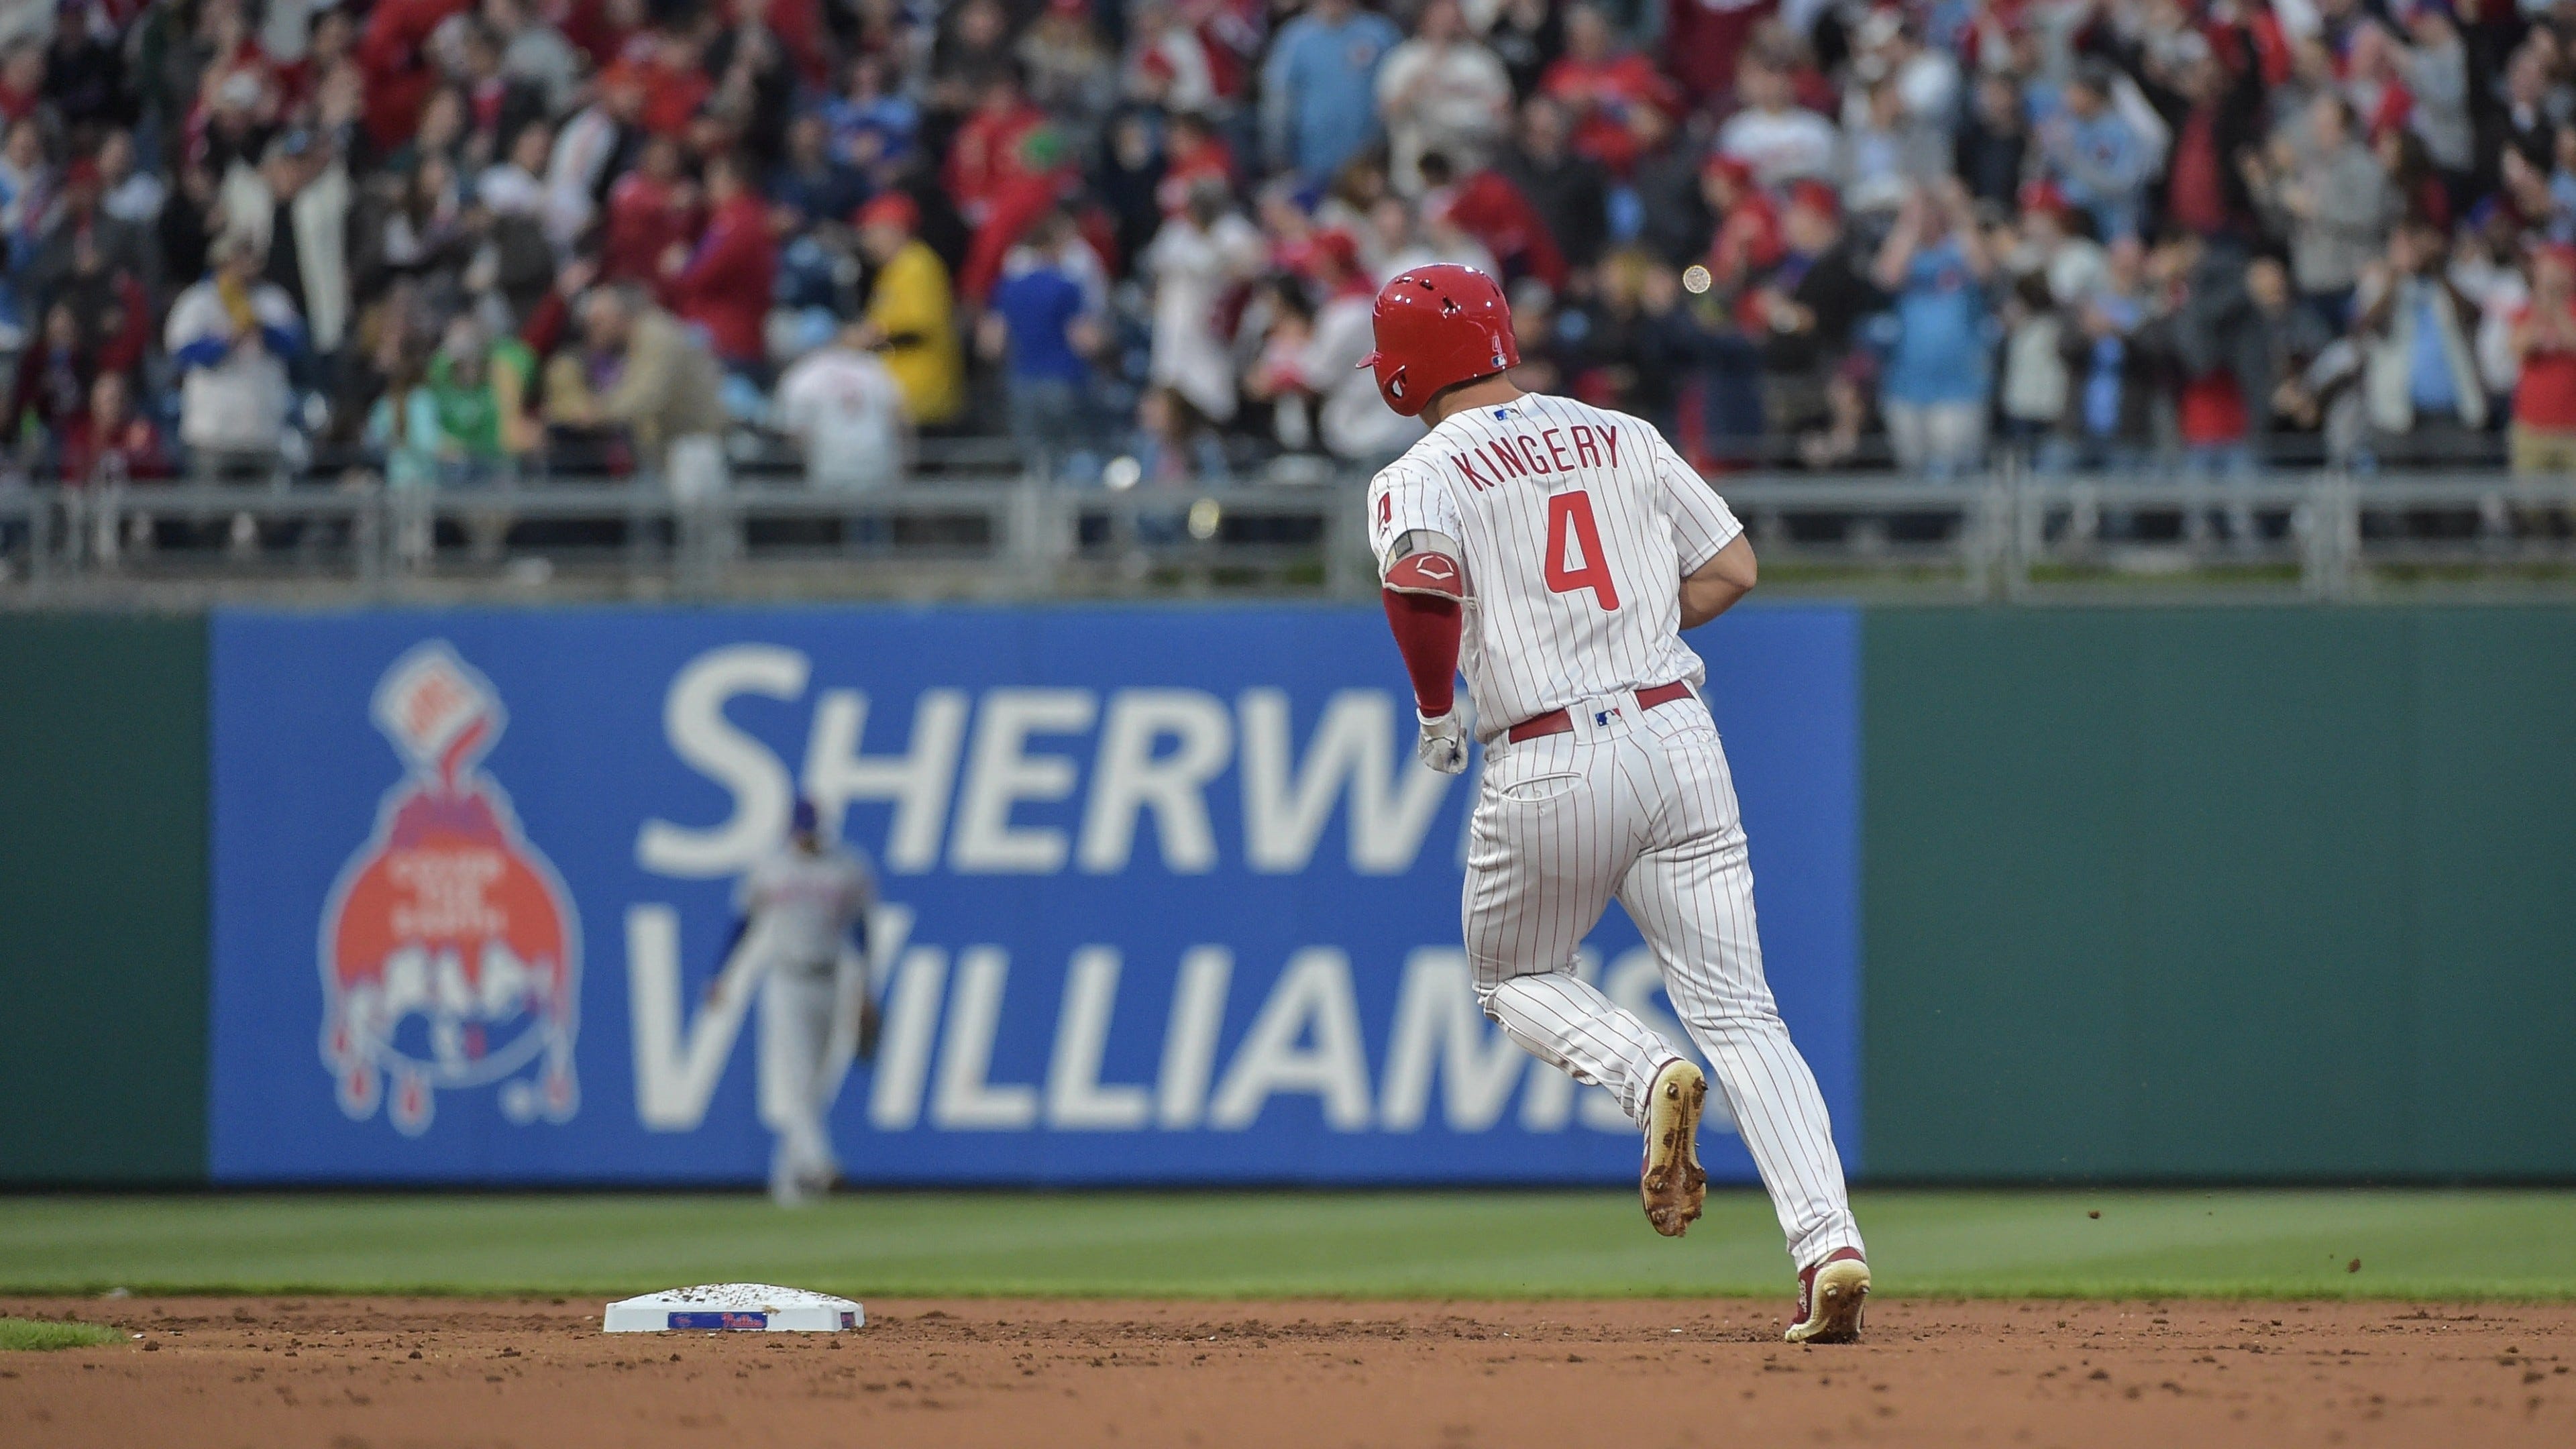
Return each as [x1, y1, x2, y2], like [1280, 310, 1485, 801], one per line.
[1368, 392, 1742, 736]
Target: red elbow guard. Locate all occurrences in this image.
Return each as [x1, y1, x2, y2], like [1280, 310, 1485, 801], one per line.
[1381, 586, 1462, 717]
[1384, 550, 1465, 598]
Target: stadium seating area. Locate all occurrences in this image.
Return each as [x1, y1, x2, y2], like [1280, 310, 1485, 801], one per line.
[0, 0, 2572, 521]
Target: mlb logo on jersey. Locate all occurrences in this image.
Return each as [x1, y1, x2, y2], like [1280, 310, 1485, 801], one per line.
[317, 642, 582, 1136]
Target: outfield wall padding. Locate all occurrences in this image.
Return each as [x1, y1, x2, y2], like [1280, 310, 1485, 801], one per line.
[1, 605, 2572, 1185]
[0, 614, 209, 1183]
[1863, 608, 2576, 1181]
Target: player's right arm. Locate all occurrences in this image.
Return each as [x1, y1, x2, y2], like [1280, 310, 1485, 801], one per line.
[1367, 462, 1470, 774]
[1680, 535, 1758, 629]
[1644, 427, 1754, 630]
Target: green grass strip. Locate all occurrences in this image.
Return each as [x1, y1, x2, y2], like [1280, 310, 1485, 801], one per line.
[0, 1318, 125, 1352]
[1, 1189, 2569, 1301]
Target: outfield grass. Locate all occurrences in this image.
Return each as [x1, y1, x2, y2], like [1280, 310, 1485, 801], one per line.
[0, 1190, 2568, 1301]
[0, 1318, 127, 1351]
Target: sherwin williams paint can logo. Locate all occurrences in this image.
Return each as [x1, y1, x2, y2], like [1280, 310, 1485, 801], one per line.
[318, 641, 582, 1136]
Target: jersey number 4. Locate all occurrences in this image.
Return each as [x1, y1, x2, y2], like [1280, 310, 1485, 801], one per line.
[1544, 490, 1621, 611]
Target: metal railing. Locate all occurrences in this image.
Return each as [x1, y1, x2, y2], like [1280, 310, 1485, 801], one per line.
[6, 468, 2576, 605]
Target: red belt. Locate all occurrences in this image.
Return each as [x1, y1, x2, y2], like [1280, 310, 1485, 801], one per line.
[1506, 682, 1695, 743]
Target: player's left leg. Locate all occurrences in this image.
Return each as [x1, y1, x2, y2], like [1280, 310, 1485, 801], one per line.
[1463, 724, 1693, 1130]
[1617, 705, 1866, 1276]
[759, 969, 840, 1205]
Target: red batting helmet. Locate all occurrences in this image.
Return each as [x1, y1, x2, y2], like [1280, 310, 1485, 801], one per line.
[1358, 264, 1519, 418]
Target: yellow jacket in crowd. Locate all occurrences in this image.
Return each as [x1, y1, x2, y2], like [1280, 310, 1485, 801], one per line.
[865, 239, 965, 427]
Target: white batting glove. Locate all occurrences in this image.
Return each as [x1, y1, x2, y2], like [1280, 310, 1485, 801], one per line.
[1416, 710, 1468, 775]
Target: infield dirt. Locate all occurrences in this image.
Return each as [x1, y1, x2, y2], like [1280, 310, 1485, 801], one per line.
[2, 1295, 2569, 1448]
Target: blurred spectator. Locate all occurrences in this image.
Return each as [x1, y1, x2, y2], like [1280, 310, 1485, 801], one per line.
[1719, 53, 1836, 190]
[1377, 0, 1511, 195]
[1018, 0, 1116, 138]
[2159, 237, 2273, 482]
[853, 191, 966, 427]
[541, 62, 643, 252]
[555, 283, 731, 488]
[57, 370, 173, 486]
[1997, 270, 2069, 460]
[2351, 219, 2486, 449]
[2135, 38, 2260, 244]
[667, 152, 777, 374]
[25, 156, 158, 335]
[981, 209, 1107, 478]
[1840, 74, 1945, 217]
[703, 5, 796, 164]
[2241, 254, 2347, 456]
[1953, 72, 2027, 213]
[775, 319, 910, 490]
[603, 134, 697, 284]
[1872, 182, 1994, 477]
[1497, 95, 1608, 269]
[2037, 64, 2155, 244]
[486, 0, 580, 117]
[368, 348, 444, 493]
[1752, 182, 1878, 467]
[2510, 244, 2576, 478]
[9, 301, 91, 451]
[244, 130, 356, 375]
[1625, 105, 1707, 268]
[1481, 0, 1562, 101]
[2245, 96, 2392, 328]
[929, 0, 1018, 117]
[769, 113, 864, 231]
[164, 232, 304, 476]
[1127, 384, 1230, 484]
[1417, 150, 1565, 290]
[1662, 0, 1769, 107]
[1122, 2, 1222, 119]
[427, 315, 537, 478]
[97, 129, 164, 228]
[1304, 227, 1424, 463]
[947, 71, 1049, 232]
[822, 53, 918, 183]
[2394, 5, 2472, 192]
[1144, 177, 1263, 426]
[1699, 155, 1781, 294]
[1539, 3, 1671, 177]
[2043, 235, 2163, 476]
[1262, 0, 1401, 183]
[0, 38, 50, 128]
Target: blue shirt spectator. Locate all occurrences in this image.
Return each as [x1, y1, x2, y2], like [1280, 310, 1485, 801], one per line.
[2039, 70, 2153, 242]
[771, 115, 867, 229]
[981, 212, 1108, 478]
[1260, 0, 1403, 182]
[2410, 289, 2461, 416]
[994, 264, 1092, 386]
[1882, 237, 1990, 406]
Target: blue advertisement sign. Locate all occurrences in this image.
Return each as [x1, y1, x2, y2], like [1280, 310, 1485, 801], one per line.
[209, 604, 1858, 1185]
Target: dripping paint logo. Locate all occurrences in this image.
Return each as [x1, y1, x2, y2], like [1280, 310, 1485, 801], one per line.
[319, 642, 580, 1136]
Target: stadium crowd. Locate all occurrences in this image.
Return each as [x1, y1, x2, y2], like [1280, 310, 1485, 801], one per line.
[3, 0, 2576, 501]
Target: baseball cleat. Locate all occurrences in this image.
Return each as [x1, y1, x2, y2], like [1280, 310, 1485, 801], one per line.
[1784, 1248, 1870, 1344]
[1640, 1059, 1709, 1237]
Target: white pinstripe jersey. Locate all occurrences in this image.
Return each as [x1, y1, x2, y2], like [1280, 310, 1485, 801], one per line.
[1364, 393, 1743, 738]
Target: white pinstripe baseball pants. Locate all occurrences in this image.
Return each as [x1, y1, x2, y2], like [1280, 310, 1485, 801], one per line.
[1464, 692, 1865, 1271]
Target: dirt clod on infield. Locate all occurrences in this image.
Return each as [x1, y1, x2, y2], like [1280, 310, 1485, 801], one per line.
[2, 1295, 2570, 1448]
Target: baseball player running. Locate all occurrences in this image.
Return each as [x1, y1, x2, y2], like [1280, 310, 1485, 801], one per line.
[708, 798, 879, 1206]
[1359, 264, 1870, 1343]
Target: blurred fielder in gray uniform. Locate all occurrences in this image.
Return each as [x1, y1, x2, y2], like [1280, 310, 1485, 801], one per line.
[708, 798, 879, 1205]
